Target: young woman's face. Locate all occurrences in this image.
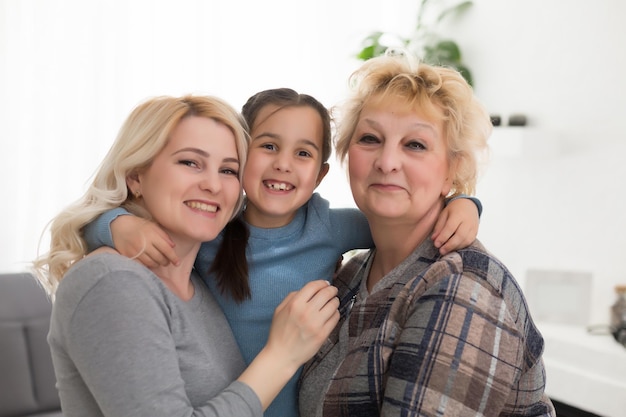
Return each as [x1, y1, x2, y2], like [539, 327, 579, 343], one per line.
[242, 105, 329, 228]
[348, 101, 452, 225]
[132, 116, 241, 246]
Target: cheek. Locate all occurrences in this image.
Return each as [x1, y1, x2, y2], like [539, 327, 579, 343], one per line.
[348, 151, 368, 183]
[225, 181, 242, 211]
[241, 154, 262, 188]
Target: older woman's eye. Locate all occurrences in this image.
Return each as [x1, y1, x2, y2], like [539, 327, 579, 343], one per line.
[407, 141, 426, 151]
[358, 134, 380, 144]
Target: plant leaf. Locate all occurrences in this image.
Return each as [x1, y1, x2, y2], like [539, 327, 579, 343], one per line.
[456, 64, 473, 87]
[436, 1, 473, 24]
[425, 39, 461, 64]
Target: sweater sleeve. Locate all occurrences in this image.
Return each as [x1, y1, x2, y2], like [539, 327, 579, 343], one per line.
[381, 257, 523, 415]
[81, 207, 131, 251]
[60, 270, 262, 417]
[328, 207, 374, 252]
[446, 194, 483, 217]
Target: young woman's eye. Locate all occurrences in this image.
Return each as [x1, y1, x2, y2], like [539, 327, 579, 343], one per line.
[221, 168, 239, 176]
[357, 134, 380, 144]
[179, 159, 199, 168]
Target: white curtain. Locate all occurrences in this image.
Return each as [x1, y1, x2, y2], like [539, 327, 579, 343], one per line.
[1, 0, 417, 271]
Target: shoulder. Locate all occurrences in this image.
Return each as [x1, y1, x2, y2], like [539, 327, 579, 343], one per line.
[418, 240, 526, 315]
[305, 193, 330, 216]
[56, 253, 162, 306]
[439, 240, 514, 293]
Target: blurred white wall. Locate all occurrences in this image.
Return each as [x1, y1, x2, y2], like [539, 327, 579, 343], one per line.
[1, 0, 625, 325]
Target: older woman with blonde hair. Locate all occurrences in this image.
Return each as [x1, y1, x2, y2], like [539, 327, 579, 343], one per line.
[299, 54, 555, 416]
[34, 95, 339, 417]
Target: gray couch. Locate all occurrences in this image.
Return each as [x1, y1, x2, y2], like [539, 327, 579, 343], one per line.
[0, 272, 62, 417]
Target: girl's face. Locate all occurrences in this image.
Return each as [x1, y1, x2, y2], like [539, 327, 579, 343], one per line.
[129, 116, 241, 248]
[242, 105, 329, 228]
[348, 100, 452, 226]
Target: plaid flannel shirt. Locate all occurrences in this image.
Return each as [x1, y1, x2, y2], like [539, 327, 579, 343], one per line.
[300, 239, 555, 417]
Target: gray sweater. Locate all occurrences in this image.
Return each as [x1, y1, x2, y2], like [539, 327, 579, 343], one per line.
[48, 252, 262, 417]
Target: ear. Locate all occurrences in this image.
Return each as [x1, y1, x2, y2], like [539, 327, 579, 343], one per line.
[126, 170, 141, 195]
[315, 163, 330, 188]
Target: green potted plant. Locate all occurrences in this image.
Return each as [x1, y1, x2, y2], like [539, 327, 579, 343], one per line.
[356, 0, 474, 86]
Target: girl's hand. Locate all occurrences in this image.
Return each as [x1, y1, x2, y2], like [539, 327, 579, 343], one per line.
[111, 215, 179, 267]
[432, 197, 479, 255]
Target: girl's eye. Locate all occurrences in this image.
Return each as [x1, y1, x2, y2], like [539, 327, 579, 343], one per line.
[406, 140, 426, 151]
[261, 143, 277, 151]
[179, 159, 199, 168]
[297, 150, 313, 158]
[357, 134, 380, 144]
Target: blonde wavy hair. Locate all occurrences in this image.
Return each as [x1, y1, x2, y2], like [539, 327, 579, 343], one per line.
[334, 52, 492, 197]
[33, 95, 249, 297]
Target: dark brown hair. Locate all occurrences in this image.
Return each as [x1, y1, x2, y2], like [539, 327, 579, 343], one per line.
[210, 88, 331, 302]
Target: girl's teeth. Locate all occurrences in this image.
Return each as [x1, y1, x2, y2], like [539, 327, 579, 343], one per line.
[266, 182, 292, 190]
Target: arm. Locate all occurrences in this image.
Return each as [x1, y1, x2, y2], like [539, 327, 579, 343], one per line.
[328, 194, 482, 256]
[82, 207, 129, 251]
[238, 280, 340, 409]
[432, 195, 482, 255]
[381, 264, 523, 415]
[82, 208, 178, 267]
[62, 268, 262, 417]
[63, 268, 338, 416]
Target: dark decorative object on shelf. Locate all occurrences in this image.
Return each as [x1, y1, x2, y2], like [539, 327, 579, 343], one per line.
[610, 285, 626, 347]
[490, 114, 502, 126]
[356, 0, 474, 86]
[508, 114, 527, 126]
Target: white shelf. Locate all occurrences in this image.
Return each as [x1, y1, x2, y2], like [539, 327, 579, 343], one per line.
[488, 127, 562, 159]
[538, 322, 626, 416]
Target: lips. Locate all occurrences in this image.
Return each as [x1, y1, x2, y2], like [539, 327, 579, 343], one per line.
[263, 180, 294, 191]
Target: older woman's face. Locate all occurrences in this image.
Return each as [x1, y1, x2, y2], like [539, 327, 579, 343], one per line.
[348, 101, 452, 224]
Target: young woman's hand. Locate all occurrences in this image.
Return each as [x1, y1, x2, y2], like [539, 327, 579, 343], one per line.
[266, 280, 339, 366]
[111, 215, 179, 267]
[238, 280, 339, 410]
[431, 197, 479, 255]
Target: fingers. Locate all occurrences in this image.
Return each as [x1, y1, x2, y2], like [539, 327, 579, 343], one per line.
[433, 198, 480, 255]
[438, 221, 478, 255]
[112, 217, 178, 267]
[431, 209, 450, 248]
[267, 281, 340, 367]
[275, 280, 337, 319]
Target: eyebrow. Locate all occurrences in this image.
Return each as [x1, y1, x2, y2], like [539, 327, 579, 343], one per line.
[363, 118, 437, 134]
[171, 147, 239, 164]
[253, 132, 320, 151]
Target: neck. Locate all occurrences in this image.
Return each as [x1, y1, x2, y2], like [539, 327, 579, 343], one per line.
[367, 206, 441, 292]
[243, 203, 296, 228]
[149, 240, 200, 301]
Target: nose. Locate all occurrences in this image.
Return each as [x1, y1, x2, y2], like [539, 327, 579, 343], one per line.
[272, 151, 292, 172]
[200, 170, 222, 194]
[374, 143, 401, 174]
